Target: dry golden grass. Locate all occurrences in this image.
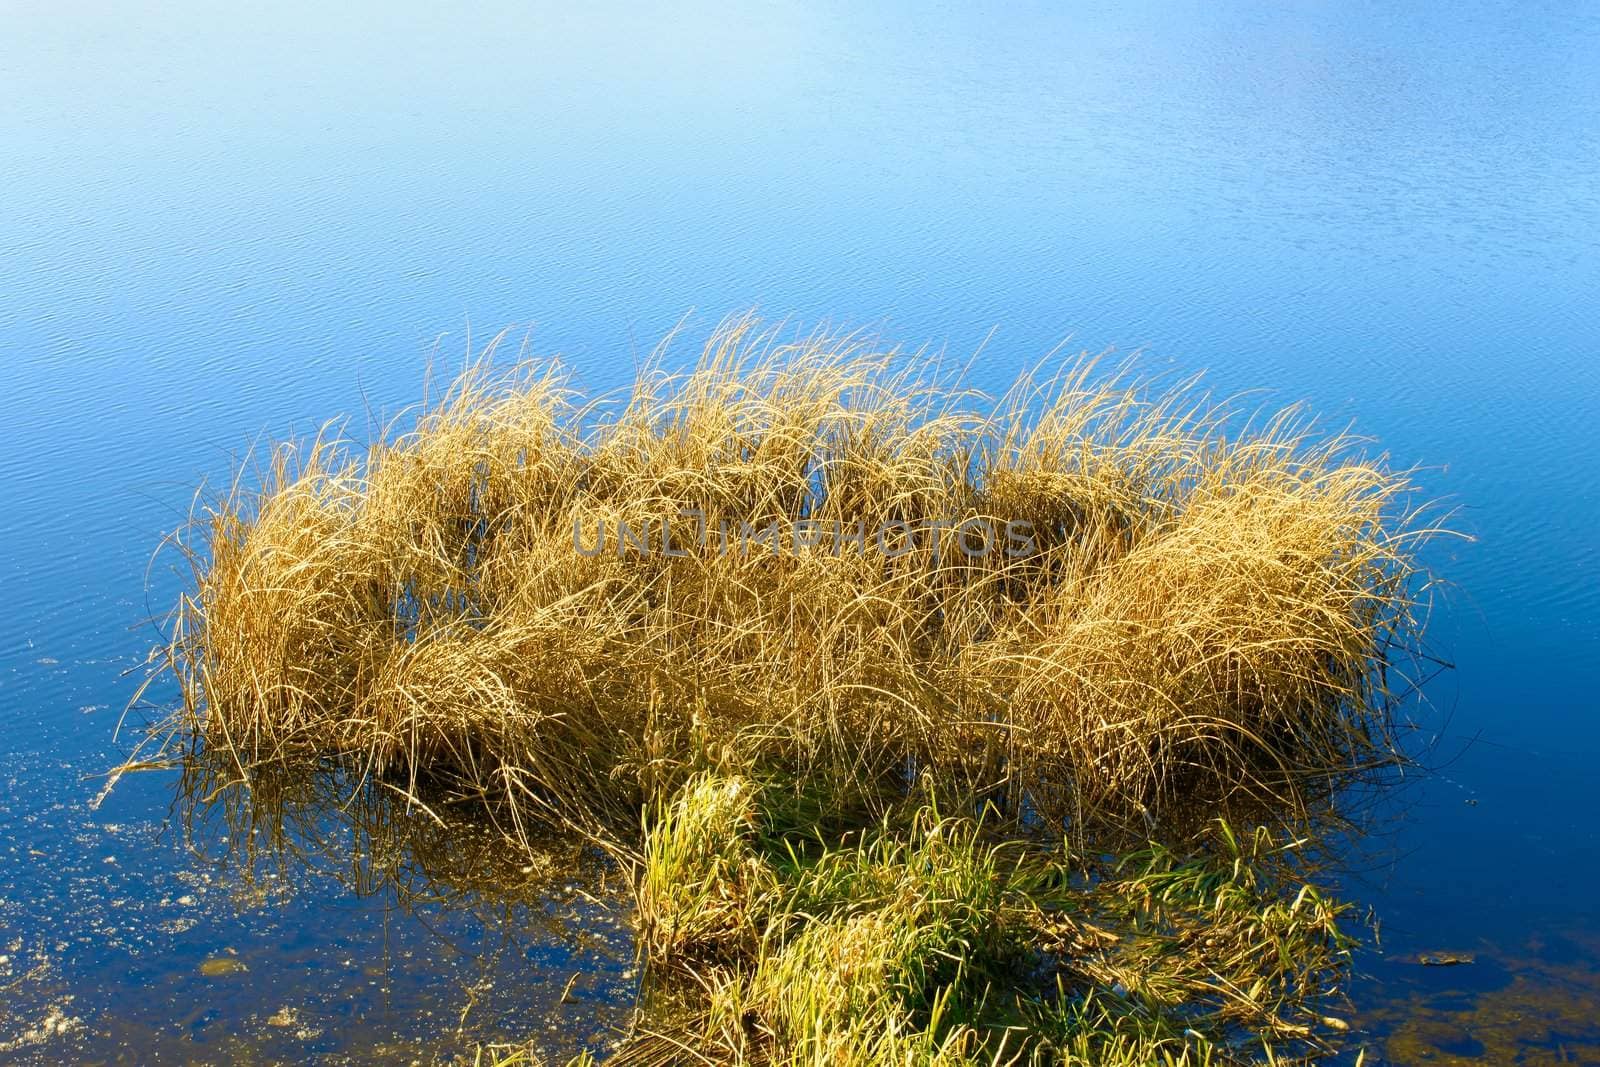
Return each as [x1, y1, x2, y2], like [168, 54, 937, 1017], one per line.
[157, 315, 1440, 852]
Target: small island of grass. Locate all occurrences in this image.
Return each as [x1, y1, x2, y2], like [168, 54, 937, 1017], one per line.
[149, 316, 1443, 1065]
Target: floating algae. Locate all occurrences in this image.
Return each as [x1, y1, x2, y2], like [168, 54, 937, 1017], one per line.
[198, 954, 247, 977]
[1374, 945, 1600, 1066]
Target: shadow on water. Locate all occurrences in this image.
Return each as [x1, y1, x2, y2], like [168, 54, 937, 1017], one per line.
[157, 758, 1600, 1067]
[8, 738, 1592, 1063]
[1297, 774, 1600, 1065]
[1, 753, 638, 1064]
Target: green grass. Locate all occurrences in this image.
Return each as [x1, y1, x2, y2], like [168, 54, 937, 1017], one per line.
[623, 774, 1358, 1065]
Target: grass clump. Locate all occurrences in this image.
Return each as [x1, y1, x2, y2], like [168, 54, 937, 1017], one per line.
[637, 773, 775, 962]
[144, 315, 1446, 1063]
[628, 775, 1356, 1066]
[157, 315, 1438, 845]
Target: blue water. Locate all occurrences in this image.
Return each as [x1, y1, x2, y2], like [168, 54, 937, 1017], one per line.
[2, 1, 1597, 1059]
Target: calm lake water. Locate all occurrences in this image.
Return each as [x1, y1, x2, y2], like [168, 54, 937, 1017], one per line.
[2, 1, 1597, 1061]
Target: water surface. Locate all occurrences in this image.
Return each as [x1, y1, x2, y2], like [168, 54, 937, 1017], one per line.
[2, 1, 1597, 1060]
